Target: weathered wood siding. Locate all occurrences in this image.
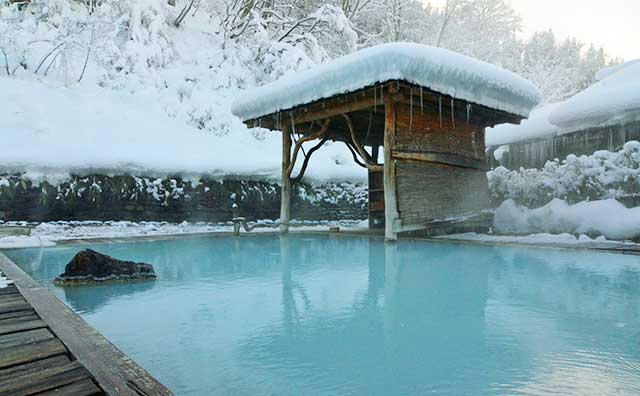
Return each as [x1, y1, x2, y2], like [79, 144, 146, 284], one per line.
[394, 102, 486, 161]
[391, 102, 489, 231]
[396, 162, 489, 228]
[488, 121, 640, 170]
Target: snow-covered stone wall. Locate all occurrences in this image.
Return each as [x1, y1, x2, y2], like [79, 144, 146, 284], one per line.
[0, 174, 367, 222]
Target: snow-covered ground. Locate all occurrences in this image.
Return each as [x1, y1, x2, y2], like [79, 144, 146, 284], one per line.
[1, 77, 365, 184]
[0, 1, 366, 184]
[0, 219, 369, 249]
[0, 270, 14, 289]
[437, 232, 637, 249]
[494, 199, 640, 241]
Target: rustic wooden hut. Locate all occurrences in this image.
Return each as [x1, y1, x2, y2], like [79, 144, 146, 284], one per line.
[231, 43, 541, 240]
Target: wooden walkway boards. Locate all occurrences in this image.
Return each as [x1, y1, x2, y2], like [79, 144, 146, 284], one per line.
[0, 283, 103, 396]
[0, 254, 174, 396]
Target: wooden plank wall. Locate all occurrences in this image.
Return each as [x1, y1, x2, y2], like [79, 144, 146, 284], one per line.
[391, 102, 489, 232]
[394, 102, 485, 161]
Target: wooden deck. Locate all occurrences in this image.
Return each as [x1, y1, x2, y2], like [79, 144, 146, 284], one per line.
[0, 254, 174, 396]
[0, 282, 103, 396]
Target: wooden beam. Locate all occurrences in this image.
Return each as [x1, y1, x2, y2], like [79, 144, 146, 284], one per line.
[383, 94, 399, 242]
[342, 114, 383, 172]
[287, 119, 330, 177]
[280, 124, 292, 233]
[395, 82, 524, 127]
[392, 151, 490, 171]
[246, 85, 391, 130]
[291, 137, 328, 182]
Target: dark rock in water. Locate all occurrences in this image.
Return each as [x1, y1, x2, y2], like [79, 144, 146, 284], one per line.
[54, 249, 156, 285]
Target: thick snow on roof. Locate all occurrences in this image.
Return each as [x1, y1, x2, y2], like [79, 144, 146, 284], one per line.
[550, 60, 640, 134]
[231, 43, 542, 121]
[0, 77, 364, 183]
[486, 103, 561, 147]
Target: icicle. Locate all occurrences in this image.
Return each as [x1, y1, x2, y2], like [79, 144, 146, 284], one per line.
[396, 81, 400, 90]
[374, 86, 377, 114]
[466, 104, 471, 124]
[438, 96, 443, 128]
[409, 88, 413, 134]
[289, 112, 296, 135]
[420, 87, 424, 114]
[450, 99, 455, 129]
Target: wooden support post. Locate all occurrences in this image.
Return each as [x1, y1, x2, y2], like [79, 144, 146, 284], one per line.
[384, 96, 399, 242]
[281, 127, 292, 233]
[371, 145, 380, 163]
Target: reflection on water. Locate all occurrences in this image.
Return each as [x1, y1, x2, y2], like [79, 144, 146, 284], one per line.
[5, 235, 640, 396]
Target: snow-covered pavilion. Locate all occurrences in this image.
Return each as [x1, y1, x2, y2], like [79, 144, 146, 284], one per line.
[232, 43, 542, 240]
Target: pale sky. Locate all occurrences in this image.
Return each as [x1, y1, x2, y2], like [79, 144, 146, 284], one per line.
[509, 0, 639, 61]
[431, 0, 639, 61]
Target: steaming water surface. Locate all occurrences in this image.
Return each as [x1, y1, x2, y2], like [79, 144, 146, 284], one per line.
[5, 234, 640, 396]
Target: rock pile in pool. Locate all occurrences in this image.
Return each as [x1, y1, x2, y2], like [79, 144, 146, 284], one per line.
[54, 249, 156, 285]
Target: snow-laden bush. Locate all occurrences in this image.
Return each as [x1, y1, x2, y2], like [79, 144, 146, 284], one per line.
[488, 141, 640, 207]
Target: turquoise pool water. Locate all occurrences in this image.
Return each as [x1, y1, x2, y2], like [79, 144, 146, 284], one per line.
[4, 235, 640, 396]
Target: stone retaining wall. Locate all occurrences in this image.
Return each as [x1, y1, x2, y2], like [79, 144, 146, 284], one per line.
[0, 174, 367, 222]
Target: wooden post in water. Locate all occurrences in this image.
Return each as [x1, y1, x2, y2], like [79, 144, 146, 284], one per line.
[281, 125, 292, 233]
[384, 90, 399, 242]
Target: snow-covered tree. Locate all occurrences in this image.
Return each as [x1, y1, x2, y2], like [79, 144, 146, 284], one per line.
[514, 30, 618, 102]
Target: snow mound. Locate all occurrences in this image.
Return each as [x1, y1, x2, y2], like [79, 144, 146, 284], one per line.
[0, 77, 364, 183]
[231, 43, 542, 121]
[438, 232, 624, 247]
[486, 103, 561, 147]
[550, 59, 640, 133]
[494, 198, 640, 240]
[0, 271, 14, 289]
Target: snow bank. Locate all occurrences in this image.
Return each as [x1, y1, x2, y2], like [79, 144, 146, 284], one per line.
[550, 60, 640, 133]
[0, 77, 364, 183]
[231, 43, 542, 121]
[486, 103, 561, 147]
[0, 270, 14, 289]
[0, 219, 368, 249]
[488, 141, 640, 207]
[494, 199, 640, 240]
[438, 232, 625, 247]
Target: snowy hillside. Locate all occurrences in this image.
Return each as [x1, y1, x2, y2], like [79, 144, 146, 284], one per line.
[1, 77, 363, 183]
[0, 0, 364, 183]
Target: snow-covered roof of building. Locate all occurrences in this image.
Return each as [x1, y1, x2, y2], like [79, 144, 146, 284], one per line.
[231, 43, 542, 121]
[486, 103, 562, 147]
[549, 59, 640, 134]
